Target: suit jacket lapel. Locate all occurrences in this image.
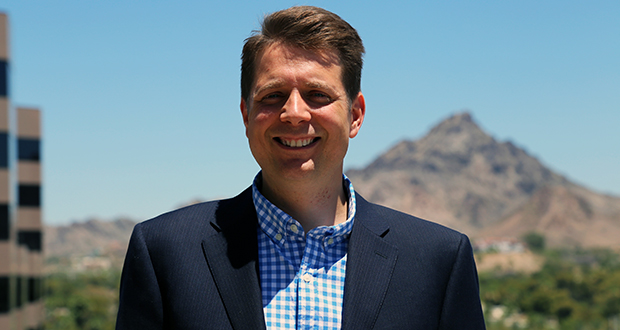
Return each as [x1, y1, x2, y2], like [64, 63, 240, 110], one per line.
[201, 189, 397, 329]
[202, 188, 266, 330]
[342, 195, 399, 330]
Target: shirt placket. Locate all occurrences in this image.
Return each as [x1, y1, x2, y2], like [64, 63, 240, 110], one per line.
[253, 174, 356, 330]
[298, 230, 328, 330]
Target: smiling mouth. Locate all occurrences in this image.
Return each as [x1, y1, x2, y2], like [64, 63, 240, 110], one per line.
[276, 137, 319, 148]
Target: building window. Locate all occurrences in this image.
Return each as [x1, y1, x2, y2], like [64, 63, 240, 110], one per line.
[15, 276, 22, 308]
[19, 184, 41, 207]
[18, 138, 40, 161]
[0, 133, 7, 168]
[0, 60, 7, 97]
[18, 230, 41, 251]
[28, 277, 42, 302]
[0, 204, 8, 240]
[0, 277, 8, 312]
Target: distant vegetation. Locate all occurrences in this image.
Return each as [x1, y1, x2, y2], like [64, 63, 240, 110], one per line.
[522, 231, 546, 253]
[479, 245, 620, 329]
[43, 243, 620, 329]
[44, 268, 120, 330]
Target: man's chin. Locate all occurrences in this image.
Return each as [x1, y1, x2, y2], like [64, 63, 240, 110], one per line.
[267, 161, 317, 181]
[281, 165, 317, 181]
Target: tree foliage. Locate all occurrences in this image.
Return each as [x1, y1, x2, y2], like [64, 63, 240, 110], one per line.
[42, 247, 620, 329]
[480, 248, 620, 329]
[523, 231, 546, 253]
[45, 270, 120, 330]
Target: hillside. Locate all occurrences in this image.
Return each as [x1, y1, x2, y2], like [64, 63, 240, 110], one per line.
[346, 112, 620, 248]
[480, 185, 620, 248]
[44, 218, 136, 259]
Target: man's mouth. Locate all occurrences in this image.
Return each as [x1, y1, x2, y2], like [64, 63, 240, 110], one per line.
[276, 137, 319, 148]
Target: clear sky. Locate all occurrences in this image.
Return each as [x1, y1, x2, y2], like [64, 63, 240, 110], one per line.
[1, 1, 618, 225]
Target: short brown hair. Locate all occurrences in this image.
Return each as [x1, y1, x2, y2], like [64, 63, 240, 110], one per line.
[241, 6, 365, 103]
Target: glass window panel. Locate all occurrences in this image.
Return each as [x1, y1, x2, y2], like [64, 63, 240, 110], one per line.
[0, 61, 7, 97]
[18, 184, 40, 207]
[18, 230, 41, 251]
[0, 204, 8, 240]
[18, 139, 40, 161]
[0, 133, 8, 168]
[0, 277, 8, 312]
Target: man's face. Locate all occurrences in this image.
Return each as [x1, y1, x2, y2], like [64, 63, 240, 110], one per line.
[241, 43, 365, 184]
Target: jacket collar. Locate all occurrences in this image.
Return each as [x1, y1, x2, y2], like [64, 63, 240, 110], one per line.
[202, 187, 266, 330]
[202, 189, 396, 330]
[342, 194, 398, 330]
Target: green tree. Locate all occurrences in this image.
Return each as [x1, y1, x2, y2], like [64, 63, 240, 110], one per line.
[480, 247, 620, 328]
[522, 232, 546, 253]
[45, 270, 120, 330]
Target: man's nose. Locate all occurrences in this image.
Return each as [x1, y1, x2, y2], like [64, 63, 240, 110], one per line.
[280, 90, 311, 125]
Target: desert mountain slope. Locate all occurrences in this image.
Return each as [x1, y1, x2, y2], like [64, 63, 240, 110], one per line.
[480, 185, 620, 248]
[346, 112, 620, 247]
[45, 218, 136, 258]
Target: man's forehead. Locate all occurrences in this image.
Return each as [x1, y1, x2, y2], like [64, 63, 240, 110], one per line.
[251, 44, 343, 91]
[258, 43, 340, 69]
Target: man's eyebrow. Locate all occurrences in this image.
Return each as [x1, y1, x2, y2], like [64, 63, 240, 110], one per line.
[253, 80, 337, 98]
[253, 80, 285, 97]
[304, 81, 332, 90]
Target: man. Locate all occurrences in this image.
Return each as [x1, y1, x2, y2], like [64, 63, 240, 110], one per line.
[116, 6, 486, 330]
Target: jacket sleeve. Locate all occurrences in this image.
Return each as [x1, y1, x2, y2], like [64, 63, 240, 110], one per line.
[116, 224, 164, 330]
[438, 234, 486, 329]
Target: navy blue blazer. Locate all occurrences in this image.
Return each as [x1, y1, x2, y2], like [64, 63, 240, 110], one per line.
[116, 187, 486, 329]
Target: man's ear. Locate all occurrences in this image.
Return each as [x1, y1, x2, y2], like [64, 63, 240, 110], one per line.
[240, 98, 250, 137]
[349, 92, 365, 138]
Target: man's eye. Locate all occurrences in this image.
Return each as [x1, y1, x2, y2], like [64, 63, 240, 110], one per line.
[261, 94, 283, 104]
[309, 92, 331, 103]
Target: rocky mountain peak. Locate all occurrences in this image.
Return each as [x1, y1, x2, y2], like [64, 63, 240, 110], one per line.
[419, 112, 493, 155]
[347, 112, 569, 232]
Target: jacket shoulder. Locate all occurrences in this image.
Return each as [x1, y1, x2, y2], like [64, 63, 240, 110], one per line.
[135, 200, 219, 238]
[134, 187, 255, 241]
[356, 194, 465, 241]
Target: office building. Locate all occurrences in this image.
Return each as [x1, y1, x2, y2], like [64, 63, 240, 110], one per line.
[0, 12, 44, 330]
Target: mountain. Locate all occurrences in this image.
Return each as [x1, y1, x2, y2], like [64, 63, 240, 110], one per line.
[346, 112, 620, 248]
[44, 218, 137, 259]
[479, 185, 620, 248]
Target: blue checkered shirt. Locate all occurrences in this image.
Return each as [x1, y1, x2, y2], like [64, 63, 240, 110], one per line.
[252, 173, 356, 330]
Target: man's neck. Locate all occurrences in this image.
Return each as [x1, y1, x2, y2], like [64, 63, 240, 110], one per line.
[260, 172, 348, 233]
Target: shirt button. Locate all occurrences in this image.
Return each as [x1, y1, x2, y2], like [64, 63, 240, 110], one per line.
[302, 273, 313, 283]
[327, 238, 334, 245]
[290, 224, 299, 234]
[275, 233, 282, 241]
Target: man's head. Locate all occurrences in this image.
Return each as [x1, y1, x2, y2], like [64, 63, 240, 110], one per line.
[241, 6, 365, 104]
[240, 6, 366, 187]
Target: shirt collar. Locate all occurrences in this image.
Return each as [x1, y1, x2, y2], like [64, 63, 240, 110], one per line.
[251, 172, 357, 243]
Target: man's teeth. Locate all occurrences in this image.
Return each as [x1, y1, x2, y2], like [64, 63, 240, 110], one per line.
[281, 138, 314, 147]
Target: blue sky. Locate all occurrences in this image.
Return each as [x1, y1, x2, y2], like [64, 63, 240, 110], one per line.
[1, 1, 618, 224]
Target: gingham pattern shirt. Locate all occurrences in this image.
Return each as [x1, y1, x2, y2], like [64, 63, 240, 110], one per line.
[252, 173, 356, 330]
